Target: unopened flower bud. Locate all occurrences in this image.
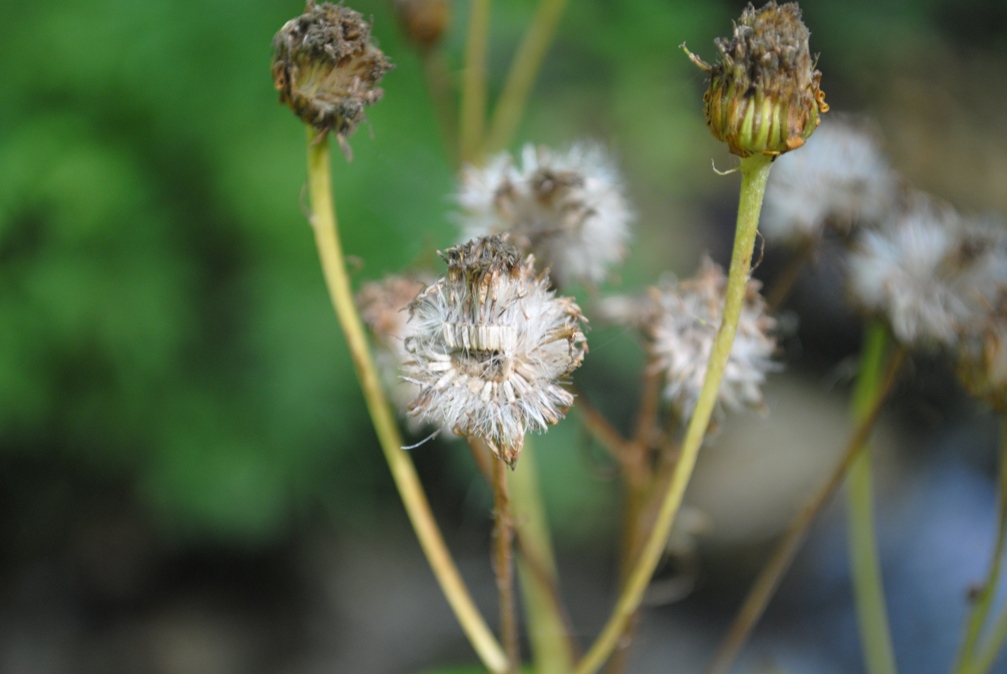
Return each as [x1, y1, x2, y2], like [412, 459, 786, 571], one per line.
[272, 1, 393, 154]
[394, 0, 450, 51]
[684, 1, 828, 158]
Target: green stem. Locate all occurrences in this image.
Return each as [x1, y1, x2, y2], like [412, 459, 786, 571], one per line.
[706, 345, 905, 674]
[460, 0, 492, 165]
[483, 0, 570, 155]
[420, 48, 460, 167]
[511, 439, 576, 673]
[305, 129, 508, 674]
[848, 322, 899, 674]
[492, 455, 520, 674]
[956, 418, 1007, 674]
[572, 153, 775, 674]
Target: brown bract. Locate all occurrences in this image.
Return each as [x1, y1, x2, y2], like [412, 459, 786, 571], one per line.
[684, 1, 828, 157]
[272, 1, 393, 157]
[394, 0, 450, 51]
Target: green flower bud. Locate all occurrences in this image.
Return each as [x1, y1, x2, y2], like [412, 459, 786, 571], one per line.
[684, 1, 828, 158]
[272, 2, 393, 154]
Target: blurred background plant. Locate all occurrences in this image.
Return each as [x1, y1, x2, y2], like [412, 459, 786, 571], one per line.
[3, 0, 1007, 672]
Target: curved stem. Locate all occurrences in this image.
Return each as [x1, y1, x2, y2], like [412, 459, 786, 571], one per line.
[511, 439, 577, 672]
[848, 322, 899, 674]
[706, 345, 905, 674]
[460, 0, 492, 165]
[492, 455, 520, 673]
[483, 0, 570, 154]
[572, 153, 775, 674]
[956, 417, 1007, 674]
[305, 130, 508, 674]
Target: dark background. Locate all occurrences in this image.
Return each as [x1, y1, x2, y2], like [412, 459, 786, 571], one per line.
[2, 0, 1007, 672]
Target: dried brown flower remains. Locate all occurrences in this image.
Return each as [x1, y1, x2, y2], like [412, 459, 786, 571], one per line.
[272, 1, 393, 155]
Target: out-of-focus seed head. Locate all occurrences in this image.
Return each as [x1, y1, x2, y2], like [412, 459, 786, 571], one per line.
[402, 236, 588, 467]
[603, 257, 779, 419]
[272, 1, 393, 156]
[358, 274, 432, 427]
[958, 298, 1007, 414]
[394, 0, 450, 51]
[456, 143, 634, 288]
[847, 194, 1007, 347]
[684, 1, 828, 158]
[763, 115, 901, 244]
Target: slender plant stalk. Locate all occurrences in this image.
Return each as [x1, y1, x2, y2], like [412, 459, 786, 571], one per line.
[305, 130, 508, 674]
[460, 0, 492, 164]
[571, 386, 634, 463]
[706, 345, 906, 674]
[492, 455, 520, 673]
[572, 153, 775, 674]
[483, 0, 570, 154]
[955, 418, 1007, 674]
[511, 439, 577, 673]
[848, 322, 899, 674]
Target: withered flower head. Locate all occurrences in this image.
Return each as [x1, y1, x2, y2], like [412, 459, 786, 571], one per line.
[358, 274, 431, 426]
[272, 1, 393, 155]
[647, 257, 779, 418]
[394, 0, 450, 51]
[847, 195, 1007, 347]
[403, 236, 588, 466]
[958, 297, 1007, 415]
[456, 143, 634, 288]
[684, 1, 828, 157]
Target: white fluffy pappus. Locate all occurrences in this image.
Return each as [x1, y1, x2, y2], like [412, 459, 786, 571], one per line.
[847, 193, 1007, 347]
[646, 257, 779, 419]
[402, 236, 587, 466]
[455, 143, 633, 288]
[762, 115, 899, 243]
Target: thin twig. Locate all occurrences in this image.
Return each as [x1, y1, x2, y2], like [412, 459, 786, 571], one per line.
[305, 130, 508, 673]
[705, 345, 905, 674]
[459, 0, 492, 164]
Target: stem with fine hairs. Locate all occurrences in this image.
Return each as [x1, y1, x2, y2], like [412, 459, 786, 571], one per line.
[305, 129, 508, 674]
[572, 152, 775, 674]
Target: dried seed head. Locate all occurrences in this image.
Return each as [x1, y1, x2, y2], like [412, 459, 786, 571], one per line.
[605, 257, 778, 419]
[394, 0, 450, 51]
[456, 143, 634, 288]
[684, 1, 828, 157]
[763, 115, 900, 243]
[358, 275, 432, 426]
[402, 236, 588, 466]
[847, 194, 1007, 347]
[958, 298, 1007, 414]
[272, 2, 393, 155]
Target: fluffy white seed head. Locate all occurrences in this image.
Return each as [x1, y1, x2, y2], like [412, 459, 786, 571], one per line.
[762, 115, 900, 243]
[402, 236, 588, 466]
[601, 257, 778, 419]
[847, 193, 1007, 347]
[455, 143, 633, 288]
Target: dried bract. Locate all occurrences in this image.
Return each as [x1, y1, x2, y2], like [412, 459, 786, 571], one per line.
[403, 236, 588, 466]
[456, 143, 633, 288]
[763, 115, 900, 243]
[684, 1, 828, 157]
[272, 1, 393, 155]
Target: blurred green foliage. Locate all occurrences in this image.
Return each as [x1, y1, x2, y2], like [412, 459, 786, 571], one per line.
[0, 0, 981, 546]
